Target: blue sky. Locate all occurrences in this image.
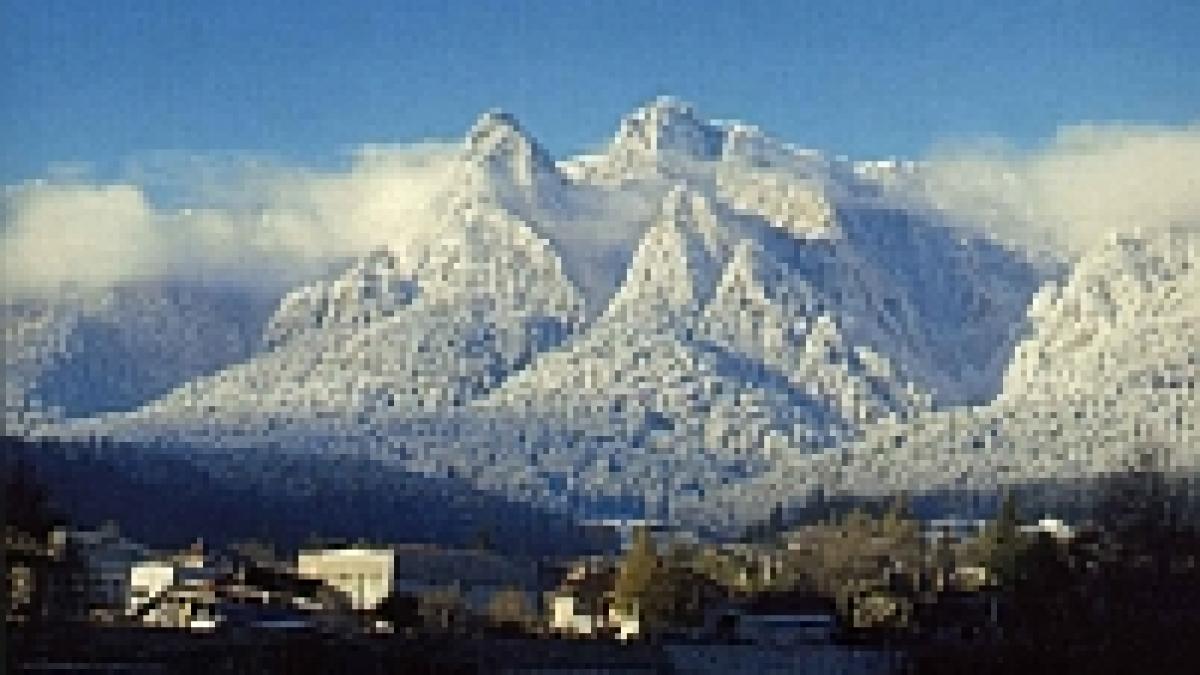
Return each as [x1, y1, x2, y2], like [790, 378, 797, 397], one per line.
[3, 0, 1198, 184]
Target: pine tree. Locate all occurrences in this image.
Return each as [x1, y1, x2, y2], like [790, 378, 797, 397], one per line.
[882, 493, 921, 580]
[991, 491, 1021, 585]
[487, 587, 535, 631]
[613, 526, 663, 621]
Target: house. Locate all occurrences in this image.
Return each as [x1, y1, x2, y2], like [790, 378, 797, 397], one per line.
[128, 560, 175, 614]
[128, 544, 208, 614]
[296, 543, 542, 632]
[296, 546, 394, 611]
[607, 603, 642, 641]
[1019, 517, 1074, 541]
[132, 580, 222, 631]
[547, 561, 617, 636]
[127, 545, 225, 630]
[545, 559, 643, 640]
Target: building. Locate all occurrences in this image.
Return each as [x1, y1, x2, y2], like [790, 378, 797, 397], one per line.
[133, 582, 222, 631]
[126, 545, 225, 630]
[1019, 517, 1075, 541]
[546, 560, 643, 639]
[128, 560, 175, 614]
[545, 557, 724, 641]
[548, 561, 617, 636]
[608, 603, 642, 641]
[297, 546, 394, 611]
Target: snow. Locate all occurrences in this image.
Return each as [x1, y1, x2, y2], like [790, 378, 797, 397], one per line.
[14, 98, 1195, 535]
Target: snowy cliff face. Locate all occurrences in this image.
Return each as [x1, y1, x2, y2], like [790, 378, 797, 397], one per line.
[612, 97, 725, 162]
[598, 186, 729, 326]
[262, 249, 419, 350]
[1001, 229, 1199, 403]
[454, 109, 568, 216]
[18, 98, 1192, 534]
[130, 204, 587, 427]
[760, 229, 1199, 516]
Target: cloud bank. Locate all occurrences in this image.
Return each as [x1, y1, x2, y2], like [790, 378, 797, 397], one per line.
[2, 143, 461, 296]
[912, 123, 1200, 256]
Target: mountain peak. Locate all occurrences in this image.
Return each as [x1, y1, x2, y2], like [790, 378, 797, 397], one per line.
[462, 109, 558, 189]
[467, 108, 527, 141]
[598, 186, 726, 325]
[660, 184, 733, 261]
[723, 238, 769, 285]
[707, 238, 794, 322]
[660, 183, 699, 220]
[640, 95, 699, 118]
[611, 96, 723, 161]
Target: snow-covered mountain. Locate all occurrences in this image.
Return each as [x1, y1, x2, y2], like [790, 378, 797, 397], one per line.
[13, 98, 1194, 537]
[3, 283, 274, 429]
[731, 229, 1198, 525]
[128, 130, 586, 427]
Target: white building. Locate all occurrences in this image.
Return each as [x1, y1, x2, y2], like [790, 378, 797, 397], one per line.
[136, 583, 222, 631]
[126, 548, 222, 630]
[1019, 517, 1075, 541]
[608, 604, 642, 641]
[129, 560, 175, 614]
[546, 561, 642, 640]
[551, 593, 604, 635]
[549, 593, 642, 640]
[297, 547, 394, 611]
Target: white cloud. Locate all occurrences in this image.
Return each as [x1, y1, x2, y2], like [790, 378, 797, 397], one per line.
[2, 181, 162, 292]
[2, 143, 461, 296]
[911, 123, 1200, 256]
